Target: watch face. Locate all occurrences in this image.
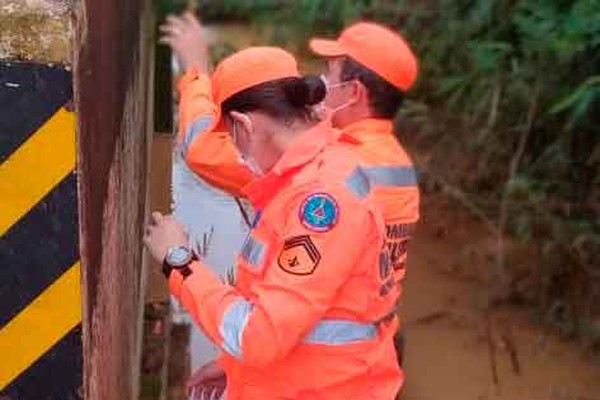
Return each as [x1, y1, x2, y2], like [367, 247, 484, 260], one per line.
[167, 246, 192, 267]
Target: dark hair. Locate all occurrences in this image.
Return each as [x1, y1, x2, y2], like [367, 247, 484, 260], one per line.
[221, 75, 326, 123]
[341, 57, 405, 119]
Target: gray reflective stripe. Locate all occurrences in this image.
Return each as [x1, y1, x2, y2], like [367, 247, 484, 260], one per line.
[240, 235, 265, 266]
[183, 116, 214, 154]
[346, 167, 371, 198]
[366, 166, 418, 187]
[303, 319, 377, 345]
[346, 166, 418, 198]
[220, 299, 252, 359]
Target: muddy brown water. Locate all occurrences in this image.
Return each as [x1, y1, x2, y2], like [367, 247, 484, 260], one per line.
[402, 201, 600, 400]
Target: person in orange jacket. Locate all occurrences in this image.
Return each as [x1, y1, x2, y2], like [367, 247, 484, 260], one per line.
[309, 21, 420, 293]
[144, 42, 403, 400]
[163, 14, 419, 396]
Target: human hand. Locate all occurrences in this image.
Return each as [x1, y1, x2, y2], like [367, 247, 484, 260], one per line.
[159, 12, 210, 72]
[186, 361, 226, 400]
[143, 212, 189, 264]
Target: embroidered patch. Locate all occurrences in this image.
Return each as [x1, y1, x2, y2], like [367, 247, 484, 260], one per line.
[277, 236, 321, 276]
[299, 193, 339, 232]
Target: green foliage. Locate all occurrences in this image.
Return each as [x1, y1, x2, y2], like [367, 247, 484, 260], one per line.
[191, 0, 280, 21]
[549, 76, 600, 129]
[400, 0, 599, 345]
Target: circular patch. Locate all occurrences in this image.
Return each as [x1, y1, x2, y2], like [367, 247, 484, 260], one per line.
[299, 193, 339, 232]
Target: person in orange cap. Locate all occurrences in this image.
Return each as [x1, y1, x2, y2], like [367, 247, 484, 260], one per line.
[148, 27, 403, 400]
[309, 22, 422, 375]
[310, 21, 420, 288]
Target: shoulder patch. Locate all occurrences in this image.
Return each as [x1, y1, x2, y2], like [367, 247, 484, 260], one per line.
[277, 235, 321, 276]
[299, 193, 339, 232]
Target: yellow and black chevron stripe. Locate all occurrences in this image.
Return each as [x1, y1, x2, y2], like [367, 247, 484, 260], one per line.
[0, 62, 82, 399]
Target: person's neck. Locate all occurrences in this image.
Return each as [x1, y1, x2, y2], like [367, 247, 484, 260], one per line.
[333, 107, 372, 128]
[273, 119, 315, 152]
[264, 119, 316, 171]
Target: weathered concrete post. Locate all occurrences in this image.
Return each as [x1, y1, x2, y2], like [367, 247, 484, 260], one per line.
[0, 1, 81, 399]
[1, 1, 156, 398]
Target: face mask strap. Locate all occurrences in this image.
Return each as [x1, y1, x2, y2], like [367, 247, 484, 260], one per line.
[320, 74, 356, 92]
[231, 113, 264, 176]
[232, 113, 254, 146]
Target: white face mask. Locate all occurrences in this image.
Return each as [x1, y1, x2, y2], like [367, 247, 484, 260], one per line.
[232, 117, 265, 177]
[315, 74, 357, 120]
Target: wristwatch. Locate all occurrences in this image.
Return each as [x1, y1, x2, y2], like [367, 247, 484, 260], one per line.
[162, 245, 197, 279]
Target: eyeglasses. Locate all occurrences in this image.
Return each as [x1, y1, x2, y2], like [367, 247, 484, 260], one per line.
[319, 74, 354, 91]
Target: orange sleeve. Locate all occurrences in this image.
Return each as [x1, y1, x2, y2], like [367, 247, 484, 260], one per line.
[178, 67, 255, 197]
[168, 184, 383, 367]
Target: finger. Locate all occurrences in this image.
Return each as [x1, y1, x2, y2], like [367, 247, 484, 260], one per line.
[159, 21, 185, 34]
[183, 11, 202, 28]
[160, 18, 183, 32]
[207, 387, 215, 400]
[166, 15, 189, 33]
[214, 386, 225, 399]
[165, 14, 185, 26]
[158, 36, 176, 47]
[159, 24, 176, 34]
[142, 236, 152, 248]
[186, 376, 202, 390]
[205, 386, 215, 400]
[151, 212, 164, 225]
[160, 25, 184, 38]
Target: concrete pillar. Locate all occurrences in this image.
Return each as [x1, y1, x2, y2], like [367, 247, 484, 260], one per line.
[0, 1, 80, 400]
[1, 1, 155, 400]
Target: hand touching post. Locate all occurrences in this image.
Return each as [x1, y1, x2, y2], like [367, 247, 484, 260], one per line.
[143, 212, 189, 264]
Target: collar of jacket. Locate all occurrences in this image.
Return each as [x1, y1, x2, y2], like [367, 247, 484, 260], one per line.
[242, 120, 340, 207]
[339, 118, 393, 144]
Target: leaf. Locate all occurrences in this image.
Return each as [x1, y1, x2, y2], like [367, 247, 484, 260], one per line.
[437, 75, 470, 96]
[548, 76, 600, 115]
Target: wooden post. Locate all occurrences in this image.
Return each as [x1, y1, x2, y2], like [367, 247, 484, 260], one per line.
[73, 1, 155, 399]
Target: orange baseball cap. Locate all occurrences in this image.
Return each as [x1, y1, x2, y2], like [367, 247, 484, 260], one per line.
[309, 22, 418, 91]
[210, 46, 300, 130]
[212, 46, 300, 105]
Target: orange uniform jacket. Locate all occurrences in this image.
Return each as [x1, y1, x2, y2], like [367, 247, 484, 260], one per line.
[170, 120, 403, 398]
[178, 68, 420, 285]
[338, 119, 420, 284]
[177, 67, 254, 197]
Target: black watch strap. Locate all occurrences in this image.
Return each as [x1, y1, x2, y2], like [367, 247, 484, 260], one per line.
[162, 253, 198, 279]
